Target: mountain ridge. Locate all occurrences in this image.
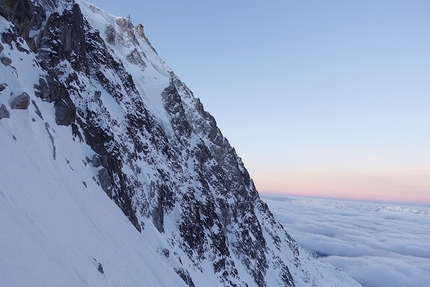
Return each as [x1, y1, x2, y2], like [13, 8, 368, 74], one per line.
[0, 1, 361, 286]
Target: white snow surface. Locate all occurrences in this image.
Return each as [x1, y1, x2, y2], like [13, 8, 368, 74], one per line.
[79, 0, 175, 137]
[0, 1, 363, 286]
[0, 112, 188, 287]
[0, 16, 185, 284]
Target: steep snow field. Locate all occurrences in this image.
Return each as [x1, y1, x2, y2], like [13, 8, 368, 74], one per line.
[262, 194, 430, 287]
[0, 107, 188, 287]
[1, 1, 363, 286]
[0, 12, 186, 285]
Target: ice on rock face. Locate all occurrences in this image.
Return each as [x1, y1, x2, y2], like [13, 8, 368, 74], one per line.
[0, 1, 362, 287]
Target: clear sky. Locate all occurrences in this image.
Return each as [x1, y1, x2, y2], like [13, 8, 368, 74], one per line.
[84, 0, 430, 205]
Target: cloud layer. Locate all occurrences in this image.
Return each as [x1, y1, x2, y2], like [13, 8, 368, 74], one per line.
[261, 194, 430, 287]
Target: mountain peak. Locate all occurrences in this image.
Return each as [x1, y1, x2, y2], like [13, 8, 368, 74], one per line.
[0, 1, 361, 286]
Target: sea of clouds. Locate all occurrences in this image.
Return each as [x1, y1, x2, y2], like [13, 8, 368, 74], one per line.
[261, 194, 430, 287]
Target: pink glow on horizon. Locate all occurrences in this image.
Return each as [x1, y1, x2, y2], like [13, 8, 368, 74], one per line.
[253, 167, 430, 205]
[258, 188, 430, 206]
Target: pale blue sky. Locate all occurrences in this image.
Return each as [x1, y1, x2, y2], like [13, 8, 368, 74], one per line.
[85, 0, 430, 204]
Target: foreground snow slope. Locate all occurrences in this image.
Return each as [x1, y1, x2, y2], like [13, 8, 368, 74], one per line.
[0, 103, 187, 287]
[0, 0, 361, 286]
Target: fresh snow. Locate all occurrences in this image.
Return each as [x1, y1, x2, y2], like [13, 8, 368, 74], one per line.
[0, 110, 187, 287]
[0, 1, 363, 286]
[80, 0, 175, 137]
[0, 10, 185, 286]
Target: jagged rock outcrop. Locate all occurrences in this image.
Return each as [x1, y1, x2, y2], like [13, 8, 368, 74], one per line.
[0, 1, 362, 287]
[0, 55, 11, 65]
[0, 0, 50, 51]
[0, 103, 9, 119]
[37, 3, 88, 73]
[10, 92, 30, 109]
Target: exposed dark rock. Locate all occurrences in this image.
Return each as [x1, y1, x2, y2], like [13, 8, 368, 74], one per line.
[1, 29, 16, 45]
[44, 122, 56, 160]
[175, 268, 195, 287]
[0, 0, 48, 51]
[31, 99, 43, 119]
[10, 92, 30, 109]
[115, 17, 140, 47]
[105, 24, 115, 45]
[0, 83, 6, 92]
[0, 103, 10, 119]
[0, 56, 11, 66]
[0, 1, 349, 286]
[85, 28, 139, 99]
[126, 48, 146, 69]
[71, 122, 83, 142]
[134, 23, 158, 54]
[91, 154, 107, 168]
[0, 42, 3, 53]
[93, 90, 101, 102]
[116, 17, 133, 29]
[135, 24, 145, 38]
[98, 168, 112, 196]
[151, 183, 175, 233]
[161, 248, 170, 258]
[35, 74, 72, 100]
[0, 3, 6, 19]
[97, 262, 104, 274]
[54, 97, 76, 126]
[37, 3, 88, 73]
[34, 77, 52, 101]
[34, 74, 76, 126]
[92, 154, 102, 168]
[161, 81, 192, 138]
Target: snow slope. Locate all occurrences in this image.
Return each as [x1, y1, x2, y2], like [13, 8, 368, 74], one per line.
[0, 102, 187, 287]
[0, 1, 362, 286]
[0, 9, 184, 286]
[0, 37, 186, 286]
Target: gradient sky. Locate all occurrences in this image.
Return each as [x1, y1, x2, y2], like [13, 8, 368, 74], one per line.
[85, 0, 430, 205]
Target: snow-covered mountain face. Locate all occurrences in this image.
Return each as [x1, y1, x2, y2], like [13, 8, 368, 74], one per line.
[0, 1, 361, 286]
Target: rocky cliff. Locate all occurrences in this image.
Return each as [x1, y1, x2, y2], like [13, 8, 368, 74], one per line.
[0, 1, 361, 286]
